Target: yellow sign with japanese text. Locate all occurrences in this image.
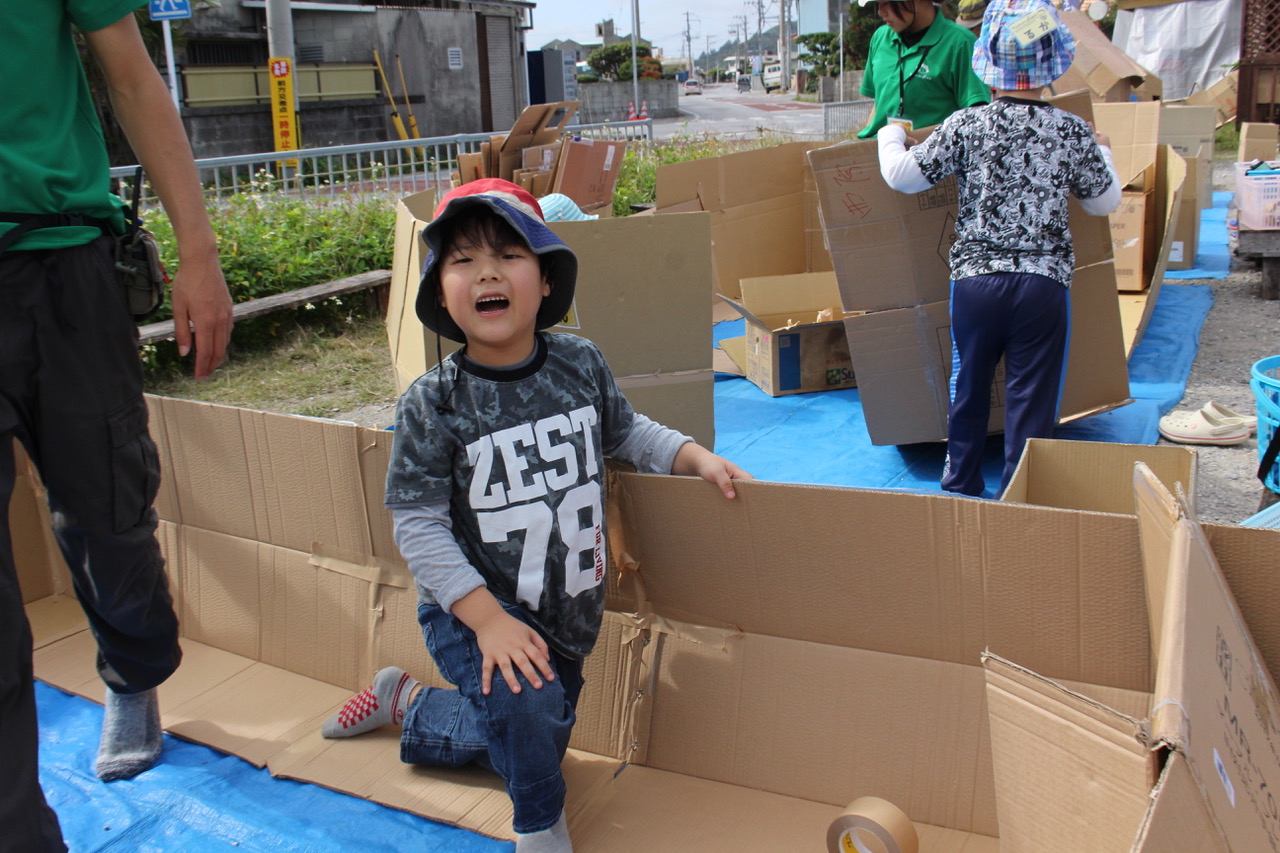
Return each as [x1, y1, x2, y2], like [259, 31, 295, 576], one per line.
[269, 57, 299, 167]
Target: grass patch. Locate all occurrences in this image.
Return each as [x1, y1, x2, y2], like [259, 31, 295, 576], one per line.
[145, 313, 397, 419]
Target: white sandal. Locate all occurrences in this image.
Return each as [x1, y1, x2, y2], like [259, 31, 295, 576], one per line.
[1201, 400, 1258, 434]
[1158, 408, 1251, 445]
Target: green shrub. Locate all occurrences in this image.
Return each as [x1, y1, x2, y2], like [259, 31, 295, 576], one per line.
[141, 187, 396, 378]
[611, 136, 766, 216]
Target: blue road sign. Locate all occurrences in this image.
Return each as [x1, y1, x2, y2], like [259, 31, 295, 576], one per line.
[149, 0, 191, 21]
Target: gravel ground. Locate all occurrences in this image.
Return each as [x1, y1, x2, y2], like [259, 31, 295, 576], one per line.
[1162, 160, 1280, 525]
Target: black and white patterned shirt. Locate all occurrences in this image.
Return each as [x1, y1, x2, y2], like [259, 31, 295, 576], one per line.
[386, 332, 689, 659]
[907, 97, 1117, 286]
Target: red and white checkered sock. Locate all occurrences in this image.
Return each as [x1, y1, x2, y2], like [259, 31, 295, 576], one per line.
[322, 666, 419, 738]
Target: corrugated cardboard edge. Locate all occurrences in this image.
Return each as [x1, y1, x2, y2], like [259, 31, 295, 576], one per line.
[982, 652, 1154, 851]
[1133, 463, 1280, 851]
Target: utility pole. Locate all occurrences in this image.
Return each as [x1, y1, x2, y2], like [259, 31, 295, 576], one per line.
[630, 0, 639, 115]
[780, 0, 789, 92]
[685, 12, 694, 78]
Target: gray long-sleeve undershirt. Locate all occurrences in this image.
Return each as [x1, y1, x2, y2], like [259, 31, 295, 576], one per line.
[391, 412, 690, 612]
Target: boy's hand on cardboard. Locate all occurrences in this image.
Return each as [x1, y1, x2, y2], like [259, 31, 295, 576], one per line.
[673, 442, 754, 499]
[452, 587, 555, 695]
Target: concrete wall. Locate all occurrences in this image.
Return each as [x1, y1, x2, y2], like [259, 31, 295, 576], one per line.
[575, 80, 679, 124]
[182, 100, 389, 160]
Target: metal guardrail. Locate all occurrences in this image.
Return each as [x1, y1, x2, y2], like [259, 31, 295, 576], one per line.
[822, 99, 875, 139]
[109, 119, 655, 203]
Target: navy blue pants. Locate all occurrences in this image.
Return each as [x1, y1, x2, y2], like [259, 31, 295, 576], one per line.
[1, 237, 180, 853]
[941, 272, 1070, 497]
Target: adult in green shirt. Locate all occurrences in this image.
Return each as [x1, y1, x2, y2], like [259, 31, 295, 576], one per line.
[856, 0, 992, 138]
[1, 3, 233, 850]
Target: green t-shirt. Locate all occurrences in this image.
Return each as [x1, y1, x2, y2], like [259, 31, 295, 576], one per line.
[857, 14, 992, 139]
[0, 0, 140, 250]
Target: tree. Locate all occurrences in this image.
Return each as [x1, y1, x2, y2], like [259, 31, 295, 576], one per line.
[619, 55, 663, 81]
[587, 43, 652, 80]
[795, 32, 841, 77]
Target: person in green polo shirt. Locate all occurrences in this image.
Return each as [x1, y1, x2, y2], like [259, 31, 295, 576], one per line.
[856, 0, 992, 138]
[1, 4, 233, 850]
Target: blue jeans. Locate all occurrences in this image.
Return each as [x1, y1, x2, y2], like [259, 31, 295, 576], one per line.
[402, 602, 585, 834]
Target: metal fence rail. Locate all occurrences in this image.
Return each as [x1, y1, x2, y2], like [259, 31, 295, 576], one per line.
[822, 99, 875, 139]
[110, 119, 655, 204]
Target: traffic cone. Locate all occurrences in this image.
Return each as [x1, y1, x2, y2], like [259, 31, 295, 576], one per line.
[638, 100, 650, 120]
[626, 100, 638, 121]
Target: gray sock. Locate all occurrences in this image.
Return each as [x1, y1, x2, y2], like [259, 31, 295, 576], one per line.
[515, 810, 572, 853]
[322, 666, 420, 738]
[95, 687, 162, 782]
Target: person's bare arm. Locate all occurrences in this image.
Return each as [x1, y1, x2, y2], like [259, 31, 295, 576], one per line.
[85, 14, 233, 379]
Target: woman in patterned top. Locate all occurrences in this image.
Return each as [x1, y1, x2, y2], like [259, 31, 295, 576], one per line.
[876, 0, 1122, 497]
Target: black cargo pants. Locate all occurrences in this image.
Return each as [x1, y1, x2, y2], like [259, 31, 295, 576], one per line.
[0, 235, 180, 853]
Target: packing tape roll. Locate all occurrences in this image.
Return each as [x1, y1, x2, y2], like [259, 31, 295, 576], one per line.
[826, 797, 919, 853]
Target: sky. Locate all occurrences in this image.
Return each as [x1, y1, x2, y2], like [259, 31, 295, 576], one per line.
[525, 0, 784, 60]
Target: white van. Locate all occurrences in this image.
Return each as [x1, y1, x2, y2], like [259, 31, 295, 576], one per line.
[761, 63, 782, 93]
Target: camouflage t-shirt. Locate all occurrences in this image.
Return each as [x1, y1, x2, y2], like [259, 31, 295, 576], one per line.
[911, 97, 1116, 286]
[385, 332, 636, 659]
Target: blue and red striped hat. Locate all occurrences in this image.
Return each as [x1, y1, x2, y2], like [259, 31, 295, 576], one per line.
[417, 179, 578, 342]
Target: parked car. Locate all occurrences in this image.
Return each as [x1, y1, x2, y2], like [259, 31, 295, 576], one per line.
[683, 79, 702, 95]
[761, 63, 782, 92]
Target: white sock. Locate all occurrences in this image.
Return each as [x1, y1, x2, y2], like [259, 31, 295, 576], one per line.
[322, 666, 419, 738]
[515, 810, 572, 853]
[95, 687, 162, 781]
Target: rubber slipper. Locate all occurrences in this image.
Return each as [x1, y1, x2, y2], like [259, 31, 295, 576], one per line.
[1201, 400, 1258, 434]
[1158, 408, 1251, 446]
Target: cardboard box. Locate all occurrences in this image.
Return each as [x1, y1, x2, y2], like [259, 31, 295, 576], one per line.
[552, 138, 626, 211]
[809, 94, 1115, 315]
[999, 437, 1197, 515]
[1179, 70, 1238, 129]
[1096, 102, 1189, 310]
[385, 190, 716, 448]
[1159, 104, 1215, 209]
[985, 465, 1280, 852]
[1111, 187, 1157, 291]
[1166, 154, 1201, 271]
[842, 262, 1131, 445]
[21, 403, 1280, 850]
[655, 142, 832, 299]
[719, 271, 859, 396]
[1058, 9, 1160, 103]
[807, 91, 1135, 446]
[1239, 121, 1280, 164]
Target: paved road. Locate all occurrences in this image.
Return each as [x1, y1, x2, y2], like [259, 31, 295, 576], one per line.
[652, 82, 828, 140]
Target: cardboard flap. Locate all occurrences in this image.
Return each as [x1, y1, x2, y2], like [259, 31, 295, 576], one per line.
[1133, 463, 1280, 850]
[1133, 750, 1230, 852]
[738, 271, 842, 318]
[982, 653, 1152, 851]
[498, 101, 577, 152]
[1060, 9, 1157, 100]
[1094, 102, 1162, 188]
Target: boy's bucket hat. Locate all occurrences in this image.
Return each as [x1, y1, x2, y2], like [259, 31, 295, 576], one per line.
[417, 178, 577, 343]
[956, 0, 987, 28]
[971, 0, 1075, 90]
[539, 193, 598, 222]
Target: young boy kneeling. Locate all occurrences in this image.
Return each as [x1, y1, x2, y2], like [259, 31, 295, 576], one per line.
[322, 179, 750, 852]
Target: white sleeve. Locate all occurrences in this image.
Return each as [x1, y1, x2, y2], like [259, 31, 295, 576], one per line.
[1078, 145, 1123, 216]
[392, 502, 485, 612]
[610, 412, 691, 474]
[877, 123, 933, 194]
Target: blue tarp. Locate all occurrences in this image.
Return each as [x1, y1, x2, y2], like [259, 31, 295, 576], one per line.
[36, 200, 1227, 851]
